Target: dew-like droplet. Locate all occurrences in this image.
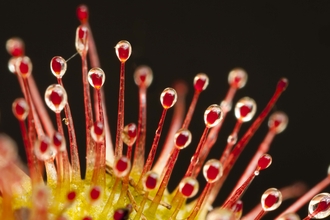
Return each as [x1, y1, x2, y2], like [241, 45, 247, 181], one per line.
[231, 200, 243, 220]
[6, 37, 24, 57]
[258, 154, 272, 170]
[8, 57, 18, 74]
[308, 193, 330, 219]
[88, 67, 105, 90]
[115, 40, 132, 62]
[134, 65, 153, 88]
[75, 25, 89, 55]
[204, 104, 223, 128]
[227, 134, 237, 145]
[15, 56, 32, 78]
[206, 208, 236, 220]
[44, 84, 67, 113]
[194, 73, 209, 92]
[277, 213, 301, 220]
[76, 5, 89, 23]
[143, 171, 159, 191]
[52, 131, 66, 152]
[12, 98, 29, 121]
[34, 136, 57, 161]
[114, 156, 131, 178]
[91, 121, 104, 143]
[89, 186, 101, 202]
[261, 188, 282, 211]
[234, 97, 256, 122]
[113, 208, 130, 220]
[174, 128, 192, 149]
[203, 159, 223, 183]
[220, 100, 232, 112]
[268, 111, 288, 134]
[160, 87, 177, 109]
[228, 68, 248, 89]
[179, 177, 199, 198]
[50, 56, 67, 78]
[122, 123, 137, 146]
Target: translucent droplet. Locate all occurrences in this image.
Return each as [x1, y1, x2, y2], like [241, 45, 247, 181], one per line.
[142, 171, 159, 191]
[227, 134, 237, 145]
[220, 100, 232, 112]
[15, 56, 32, 78]
[50, 56, 67, 78]
[258, 154, 272, 170]
[115, 40, 132, 62]
[114, 156, 131, 178]
[228, 68, 248, 89]
[88, 67, 106, 90]
[52, 131, 66, 152]
[122, 123, 137, 146]
[174, 128, 192, 149]
[34, 136, 57, 161]
[206, 207, 235, 220]
[308, 193, 330, 219]
[44, 84, 67, 113]
[204, 104, 223, 128]
[179, 177, 199, 198]
[231, 200, 243, 220]
[8, 57, 17, 74]
[134, 65, 153, 88]
[268, 111, 288, 134]
[194, 73, 209, 92]
[234, 97, 256, 122]
[261, 188, 282, 211]
[91, 121, 104, 143]
[6, 37, 24, 57]
[75, 25, 89, 55]
[76, 5, 89, 23]
[277, 213, 301, 220]
[160, 87, 177, 109]
[12, 98, 29, 121]
[203, 159, 223, 183]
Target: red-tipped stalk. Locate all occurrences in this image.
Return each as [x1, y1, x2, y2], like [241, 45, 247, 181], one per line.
[254, 188, 282, 220]
[114, 40, 132, 160]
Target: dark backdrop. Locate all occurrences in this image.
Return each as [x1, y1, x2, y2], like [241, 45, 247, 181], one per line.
[0, 1, 329, 219]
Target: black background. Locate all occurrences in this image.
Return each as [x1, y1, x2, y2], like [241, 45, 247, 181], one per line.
[0, 0, 330, 219]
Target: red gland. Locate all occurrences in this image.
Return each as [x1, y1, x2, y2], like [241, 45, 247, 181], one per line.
[175, 129, 191, 149]
[113, 208, 129, 220]
[39, 139, 49, 153]
[82, 217, 92, 220]
[67, 191, 76, 202]
[204, 105, 222, 127]
[257, 154, 272, 170]
[12, 98, 29, 121]
[50, 89, 64, 106]
[16, 56, 32, 77]
[94, 121, 104, 136]
[115, 40, 132, 62]
[6, 37, 24, 57]
[144, 172, 158, 190]
[76, 5, 89, 23]
[52, 132, 63, 149]
[239, 105, 252, 118]
[193, 73, 209, 92]
[160, 88, 177, 109]
[179, 177, 199, 198]
[90, 186, 101, 201]
[264, 193, 278, 208]
[114, 156, 131, 177]
[277, 78, 288, 90]
[51, 57, 62, 75]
